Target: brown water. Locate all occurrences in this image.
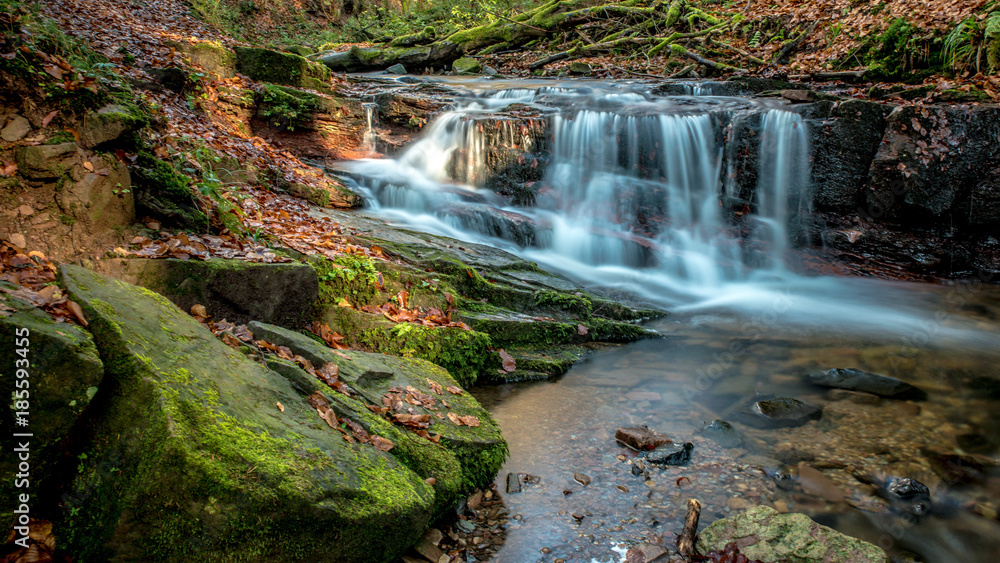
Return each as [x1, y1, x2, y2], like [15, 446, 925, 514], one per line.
[473, 282, 1000, 563]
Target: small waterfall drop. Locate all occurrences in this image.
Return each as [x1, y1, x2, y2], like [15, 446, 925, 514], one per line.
[362, 102, 380, 154]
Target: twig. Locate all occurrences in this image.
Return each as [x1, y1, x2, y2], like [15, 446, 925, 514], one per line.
[678, 498, 702, 558]
[676, 46, 745, 72]
[576, 28, 596, 45]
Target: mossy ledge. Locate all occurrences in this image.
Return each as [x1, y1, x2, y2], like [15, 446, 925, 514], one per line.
[55, 265, 447, 562]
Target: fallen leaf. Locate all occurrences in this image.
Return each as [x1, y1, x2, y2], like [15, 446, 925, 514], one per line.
[66, 300, 87, 326]
[82, 161, 94, 171]
[41, 110, 59, 127]
[276, 402, 284, 412]
[446, 385, 464, 395]
[191, 304, 208, 318]
[577, 323, 589, 336]
[498, 349, 516, 372]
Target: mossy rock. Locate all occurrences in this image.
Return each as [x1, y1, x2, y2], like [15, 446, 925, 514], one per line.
[463, 310, 656, 347]
[452, 57, 482, 75]
[79, 104, 146, 149]
[569, 62, 592, 75]
[246, 321, 507, 490]
[95, 257, 319, 328]
[175, 40, 237, 79]
[0, 298, 104, 523]
[696, 506, 888, 562]
[235, 47, 332, 90]
[57, 265, 435, 562]
[15, 142, 79, 180]
[488, 345, 589, 383]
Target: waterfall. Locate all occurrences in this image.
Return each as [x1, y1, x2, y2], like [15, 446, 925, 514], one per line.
[338, 82, 812, 299]
[362, 102, 380, 154]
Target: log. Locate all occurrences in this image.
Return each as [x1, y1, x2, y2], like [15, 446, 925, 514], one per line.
[677, 498, 702, 558]
[673, 44, 745, 73]
[788, 70, 868, 82]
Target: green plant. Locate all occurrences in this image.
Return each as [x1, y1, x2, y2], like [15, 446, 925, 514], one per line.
[943, 12, 1000, 75]
[259, 84, 317, 131]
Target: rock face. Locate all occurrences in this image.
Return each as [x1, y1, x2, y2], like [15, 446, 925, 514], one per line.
[95, 258, 319, 328]
[55, 264, 500, 562]
[809, 368, 926, 400]
[696, 506, 888, 563]
[0, 298, 104, 522]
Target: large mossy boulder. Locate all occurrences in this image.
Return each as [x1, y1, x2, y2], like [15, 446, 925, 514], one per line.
[235, 47, 332, 90]
[57, 265, 437, 562]
[0, 298, 104, 522]
[452, 57, 482, 75]
[246, 321, 507, 490]
[95, 257, 318, 328]
[696, 506, 888, 563]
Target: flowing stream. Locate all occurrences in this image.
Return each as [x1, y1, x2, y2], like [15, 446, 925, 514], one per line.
[334, 78, 1000, 562]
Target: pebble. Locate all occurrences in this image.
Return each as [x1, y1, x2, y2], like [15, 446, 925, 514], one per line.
[574, 472, 591, 486]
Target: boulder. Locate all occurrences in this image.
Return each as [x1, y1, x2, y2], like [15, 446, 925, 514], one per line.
[696, 506, 888, 562]
[386, 63, 407, 75]
[235, 47, 332, 90]
[180, 40, 237, 79]
[57, 265, 436, 562]
[94, 258, 319, 328]
[246, 321, 508, 489]
[56, 155, 134, 231]
[808, 368, 926, 400]
[80, 104, 144, 148]
[0, 298, 104, 522]
[1, 114, 30, 142]
[15, 142, 80, 180]
[569, 62, 592, 75]
[452, 57, 482, 75]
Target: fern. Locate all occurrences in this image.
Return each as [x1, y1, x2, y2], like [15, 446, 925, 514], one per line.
[985, 11, 1000, 72]
[943, 19, 976, 72]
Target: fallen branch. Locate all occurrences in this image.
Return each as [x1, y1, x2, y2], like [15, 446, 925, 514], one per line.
[672, 44, 745, 73]
[678, 498, 702, 557]
[714, 41, 766, 65]
[668, 63, 695, 78]
[788, 70, 868, 82]
[772, 21, 817, 64]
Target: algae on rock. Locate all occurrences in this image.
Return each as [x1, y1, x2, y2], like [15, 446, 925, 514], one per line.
[57, 265, 439, 562]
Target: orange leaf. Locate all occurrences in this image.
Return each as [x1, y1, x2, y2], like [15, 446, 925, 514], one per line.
[41, 110, 58, 128]
[66, 300, 88, 326]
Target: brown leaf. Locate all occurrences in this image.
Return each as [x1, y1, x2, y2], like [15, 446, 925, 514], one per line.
[577, 323, 589, 336]
[191, 304, 208, 318]
[426, 378, 443, 395]
[82, 161, 94, 172]
[1, 162, 17, 177]
[220, 333, 242, 349]
[66, 300, 87, 326]
[276, 402, 285, 412]
[41, 110, 58, 128]
[372, 436, 394, 452]
[498, 349, 516, 373]
[446, 386, 464, 395]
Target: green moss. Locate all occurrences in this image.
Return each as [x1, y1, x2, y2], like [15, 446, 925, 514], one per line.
[44, 130, 76, 144]
[358, 322, 492, 388]
[864, 18, 919, 81]
[235, 46, 331, 89]
[532, 290, 592, 317]
[312, 254, 381, 308]
[259, 83, 319, 131]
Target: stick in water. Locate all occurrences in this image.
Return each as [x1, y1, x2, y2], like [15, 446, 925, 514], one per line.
[678, 498, 702, 558]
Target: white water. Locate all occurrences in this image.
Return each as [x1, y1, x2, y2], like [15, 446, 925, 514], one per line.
[336, 80, 999, 348]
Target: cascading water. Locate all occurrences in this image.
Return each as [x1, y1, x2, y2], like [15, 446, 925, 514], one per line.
[340, 82, 818, 305]
[361, 101, 380, 154]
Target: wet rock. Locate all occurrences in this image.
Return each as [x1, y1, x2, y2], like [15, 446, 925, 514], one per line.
[453, 57, 482, 75]
[506, 472, 521, 493]
[483, 66, 499, 76]
[573, 473, 591, 486]
[746, 397, 822, 428]
[414, 532, 445, 562]
[1, 114, 30, 142]
[922, 447, 990, 485]
[882, 477, 931, 515]
[699, 419, 743, 448]
[386, 63, 407, 75]
[569, 62, 592, 75]
[955, 433, 994, 455]
[697, 506, 888, 562]
[645, 442, 693, 466]
[809, 368, 926, 400]
[615, 425, 671, 451]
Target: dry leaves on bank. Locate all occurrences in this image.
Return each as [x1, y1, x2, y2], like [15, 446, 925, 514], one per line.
[308, 392, 394, 451]
[127, 231, 291, 263]
[0, 241, 87, 325]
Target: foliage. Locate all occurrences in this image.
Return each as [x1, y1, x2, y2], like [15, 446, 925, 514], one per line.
[260, 84, 317, 131]
[943, 12, 1000, 75]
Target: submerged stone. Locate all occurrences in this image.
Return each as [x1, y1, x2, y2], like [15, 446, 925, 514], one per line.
[699, 419, 743, 448]
[58, 265, 436, 562]
[746, 397, 822, 428]
[809, 368, 926, 400]
[645, 442, 693, 466]
[696, 506, 888, 562]
[615, 425, 671, 451]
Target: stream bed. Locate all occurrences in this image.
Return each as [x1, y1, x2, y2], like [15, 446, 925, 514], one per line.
[332, 77, 1000, 562]
[473, 283, 1000, 563]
